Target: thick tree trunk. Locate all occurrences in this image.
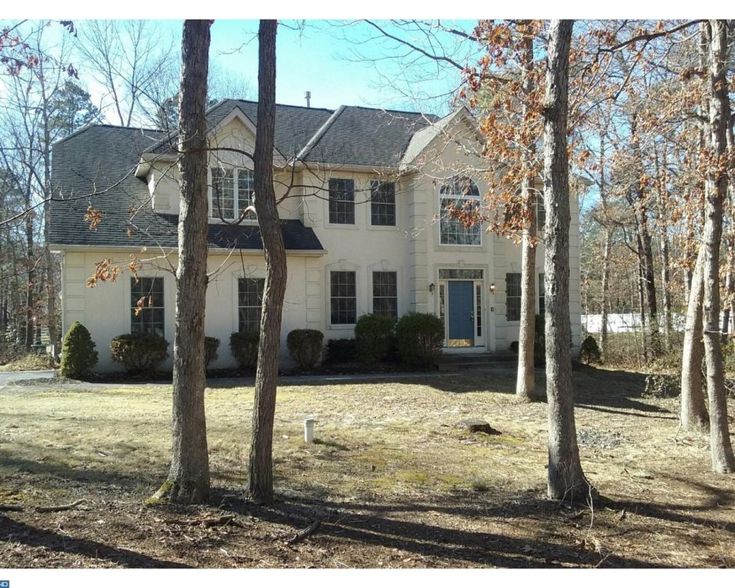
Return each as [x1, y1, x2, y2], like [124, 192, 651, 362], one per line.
[247, 20, 287, 505]
[701, 20, 735, 473]
[516, 30, 539, 402]
[152, 19, 212, 504]
[680, 246, 709, 433]
[542, 19, 593, 503]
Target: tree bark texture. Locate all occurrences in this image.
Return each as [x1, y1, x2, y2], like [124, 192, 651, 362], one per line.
[542, 19, 592, 502]
[247, 20, 288, 505]
[701, 20, 735, 473]
[153, 19, 212, 503]
[516, 30, 539, 402]
[680, 246, 709, 433]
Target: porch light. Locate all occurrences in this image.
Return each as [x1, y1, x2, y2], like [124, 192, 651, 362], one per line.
[429, 282, 435, 294]
[489, 283, 496, 294]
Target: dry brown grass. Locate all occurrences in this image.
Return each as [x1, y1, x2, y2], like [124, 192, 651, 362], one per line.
[1, 366, 734, 568]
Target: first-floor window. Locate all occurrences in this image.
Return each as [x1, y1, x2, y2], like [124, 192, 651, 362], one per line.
[506, 273, 521, 322]
[372, 271, 397, 319]
[238, 277, 265, 332]
[131, 277, 165, 336]
[330, 271, 356, 325]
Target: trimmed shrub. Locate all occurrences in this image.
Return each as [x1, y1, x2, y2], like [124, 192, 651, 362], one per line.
[110, 333, 168, 374]
[395, 312, 444, 368]
[230, 331, 259, 370]
[355, 314, 395, 365]
[287, 329, 324, 370]
[60, 321, 98, 379]
[326, 338, 357, 364]
[579, 335, 602, 364]
[204, 337, 220, 368]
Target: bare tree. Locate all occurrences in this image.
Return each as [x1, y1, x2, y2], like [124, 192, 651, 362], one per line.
[247, 19, 287, 505]
[151, 19, 212, 503]
[542, 19, 594, 502]
[701, 19, 735, 473]
[77, 20, 174, 127]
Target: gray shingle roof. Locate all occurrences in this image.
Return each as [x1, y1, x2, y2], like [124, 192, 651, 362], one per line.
[49, 124, 323, 251]
[50, 100, 439, 249]
[299, 106, 437, 166]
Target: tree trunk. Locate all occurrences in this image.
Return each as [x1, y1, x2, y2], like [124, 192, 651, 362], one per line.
[654, 146, 672, 351]
[599, 133, 611, 361]
[701, 20, 735, 473]
[152, 19, 212, 504]
[247, 19, 287, 505]
[542, 19, 593, 503]
[516, 29, 538, 402]
[680, 246, 709, 433]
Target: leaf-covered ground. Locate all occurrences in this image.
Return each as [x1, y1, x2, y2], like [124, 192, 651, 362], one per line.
[0, 365, 733, 568]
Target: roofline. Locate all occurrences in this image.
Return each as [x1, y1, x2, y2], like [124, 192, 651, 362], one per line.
[50, 243, 327, 256]
[52, 123, 164, 147]
[294, 105, 346, 162]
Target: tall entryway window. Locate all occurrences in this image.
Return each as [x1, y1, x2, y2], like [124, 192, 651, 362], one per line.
[438, 269, 484, 348]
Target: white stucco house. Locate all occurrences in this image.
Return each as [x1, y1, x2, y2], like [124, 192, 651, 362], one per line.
[49, 99, 582, 371]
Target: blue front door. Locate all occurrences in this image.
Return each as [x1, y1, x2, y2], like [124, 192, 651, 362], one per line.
[447, 281, 475, 344]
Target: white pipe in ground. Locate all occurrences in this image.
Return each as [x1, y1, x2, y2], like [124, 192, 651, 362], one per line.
[304, 418, 317, 443]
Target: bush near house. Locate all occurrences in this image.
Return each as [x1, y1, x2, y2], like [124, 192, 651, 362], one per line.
[60, 321, 98, 380]
[287, 329, 323, 370]
[326, 338, 357, 364]
[110, 333, 168, 375]
[579, 335, 602, 364]
[230, 331, 259, 370]
[355, 314, 396, 365]
[204, 336, 220, 368]
[395, 313, 444, 368]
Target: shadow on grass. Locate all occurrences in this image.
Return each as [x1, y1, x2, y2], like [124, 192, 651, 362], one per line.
[0, 515, 189, 568]
[214, 490, 660, 568]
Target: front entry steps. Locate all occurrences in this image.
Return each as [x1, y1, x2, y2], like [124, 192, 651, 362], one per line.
[437, 351, 517, 371]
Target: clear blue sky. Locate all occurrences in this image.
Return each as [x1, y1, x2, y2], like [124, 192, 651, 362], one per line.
[140, 19, 478, 115]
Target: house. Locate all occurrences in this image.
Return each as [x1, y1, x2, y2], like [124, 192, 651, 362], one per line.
[49, 99, 583, 371]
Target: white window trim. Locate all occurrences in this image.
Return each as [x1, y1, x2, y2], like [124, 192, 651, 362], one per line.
[326, 262, 361, 329]
[325, 177, 359, 229]
[437, 178, 483, 248]
[368, 264, 400, 318]
[367, 179, 399, 231]
[208, 166, 257, 224]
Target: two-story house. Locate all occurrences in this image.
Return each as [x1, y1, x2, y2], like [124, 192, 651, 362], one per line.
[49, 99, 582, 371]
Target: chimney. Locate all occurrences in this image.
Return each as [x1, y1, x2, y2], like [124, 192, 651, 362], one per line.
[305, 90, 311, 108]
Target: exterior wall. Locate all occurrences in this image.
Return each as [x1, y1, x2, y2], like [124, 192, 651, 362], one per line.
[60, 248, 312, 372]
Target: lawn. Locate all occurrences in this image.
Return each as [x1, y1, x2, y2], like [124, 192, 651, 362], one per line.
[0, 366, 733, 568]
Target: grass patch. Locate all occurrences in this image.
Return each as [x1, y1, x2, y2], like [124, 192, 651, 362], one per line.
[0, 368, 734, 568]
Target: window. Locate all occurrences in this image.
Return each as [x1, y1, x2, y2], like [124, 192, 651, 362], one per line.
[539, 273, 545, 315]
[372, 271, 398, 318]
[536, 197, 546, 232]
[330, 271, 357, 324]
[439, 175, 481, 245]
[370, 181, 396, 226]
[328, 178, 355, 224]
[131, 277, 164, 336]
[238, 278, 265, 333]
[506, 273, 521, 322]
[211, 167, 255, 220]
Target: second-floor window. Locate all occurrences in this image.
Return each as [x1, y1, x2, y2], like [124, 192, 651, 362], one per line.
[370, 181, 396, 226]
[328, 178, 355, 224]
[211, 167, 255, 221]
[439, 175, 481, 245]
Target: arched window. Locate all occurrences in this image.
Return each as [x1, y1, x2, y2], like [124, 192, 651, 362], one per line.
[439, 176, 481, 245]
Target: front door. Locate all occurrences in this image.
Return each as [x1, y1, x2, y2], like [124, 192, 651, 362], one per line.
[447, 280, 475, 347]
